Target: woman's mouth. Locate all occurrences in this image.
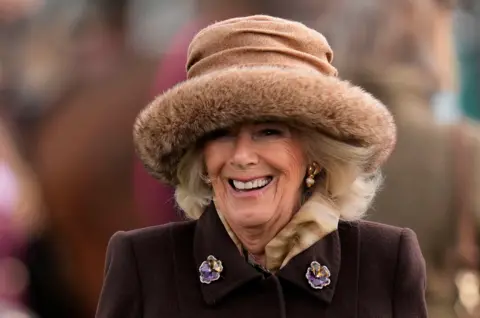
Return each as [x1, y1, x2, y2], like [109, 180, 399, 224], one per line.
[228, 176, 273, 192]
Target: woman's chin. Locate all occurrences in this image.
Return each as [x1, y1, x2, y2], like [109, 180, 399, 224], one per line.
[228, 209, 276, 228]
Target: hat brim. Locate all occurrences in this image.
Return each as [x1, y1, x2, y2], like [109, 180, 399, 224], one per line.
[133, 66, 396, 185]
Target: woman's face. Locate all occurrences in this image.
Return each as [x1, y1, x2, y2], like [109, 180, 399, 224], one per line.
[203, 122, 307, 228]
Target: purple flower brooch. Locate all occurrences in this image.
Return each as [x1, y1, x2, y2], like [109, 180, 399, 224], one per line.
[305, 261, 331, 289]
[199, 255, 223, 284]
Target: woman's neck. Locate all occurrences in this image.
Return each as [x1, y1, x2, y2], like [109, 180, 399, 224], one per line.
[228, 213, 293, 267]
[216, 193, 341, 272]
[236, 227, 270, 252]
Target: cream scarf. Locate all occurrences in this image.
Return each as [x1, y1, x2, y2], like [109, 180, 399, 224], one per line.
[217, 191, 340, 272]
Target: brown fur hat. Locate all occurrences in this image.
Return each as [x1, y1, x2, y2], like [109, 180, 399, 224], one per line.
[133, 15, 396, 186]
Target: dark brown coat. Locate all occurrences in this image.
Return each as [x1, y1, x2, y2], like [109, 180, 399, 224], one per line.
[96, 205, 427, 318]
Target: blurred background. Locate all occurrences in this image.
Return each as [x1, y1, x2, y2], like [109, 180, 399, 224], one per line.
[0, 0, 478, 317]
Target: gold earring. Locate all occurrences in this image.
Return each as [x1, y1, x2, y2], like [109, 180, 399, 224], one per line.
[306, 162, 321, 188]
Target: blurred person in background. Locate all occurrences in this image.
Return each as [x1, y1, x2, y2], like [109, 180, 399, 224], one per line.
[294, 0, 480, 316]
[0, 115, 42, 317]
[7, 0, 156, 317]
[455, 0, 480, 121]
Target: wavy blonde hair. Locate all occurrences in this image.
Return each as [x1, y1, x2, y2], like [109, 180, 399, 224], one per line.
[175, 126, 382, 220]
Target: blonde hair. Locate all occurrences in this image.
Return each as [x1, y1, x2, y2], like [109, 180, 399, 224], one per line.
[175, 127, 382, 221]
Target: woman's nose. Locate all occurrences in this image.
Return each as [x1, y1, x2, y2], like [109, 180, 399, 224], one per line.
[230, 133, 258, 169]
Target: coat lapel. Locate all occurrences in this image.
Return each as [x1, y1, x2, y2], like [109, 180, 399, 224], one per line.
[193, 204, 343, 305]
[277, 228, 341, 303]
[193, 205, 262, 305]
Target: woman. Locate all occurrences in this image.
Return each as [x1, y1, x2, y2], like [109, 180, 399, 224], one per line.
[96, 15, 427, 317]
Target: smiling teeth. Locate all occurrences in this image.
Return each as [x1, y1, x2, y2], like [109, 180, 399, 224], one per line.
[232, 178, 271, 190]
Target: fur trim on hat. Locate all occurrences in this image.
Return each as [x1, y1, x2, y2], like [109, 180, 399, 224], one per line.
[134, 65, 396, 185]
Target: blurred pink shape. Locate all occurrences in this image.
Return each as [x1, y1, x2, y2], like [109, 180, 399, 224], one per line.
[0, 162, 18, 215]
[0, 0, 44, 23]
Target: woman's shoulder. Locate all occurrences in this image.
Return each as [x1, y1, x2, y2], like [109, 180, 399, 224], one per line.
[337, 221, 426, 315]
[340, 219, 416, 239]
[338, 220, 422, 260]
[107, 220, 198, 261]
[338, 220, 425, 291]
[117, 219, 197, 245]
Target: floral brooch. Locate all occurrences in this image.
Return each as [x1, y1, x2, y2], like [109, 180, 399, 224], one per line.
[305, 261, 331, 289]
[199, 255, 223, 284]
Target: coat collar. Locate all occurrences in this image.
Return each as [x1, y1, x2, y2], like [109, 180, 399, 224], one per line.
[193, 205, 341, 305]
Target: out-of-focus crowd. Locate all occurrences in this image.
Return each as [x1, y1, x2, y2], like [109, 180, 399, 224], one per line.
[0, 0, 478, 317]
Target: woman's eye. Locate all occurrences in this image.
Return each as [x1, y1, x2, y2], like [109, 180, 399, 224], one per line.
[209, 129, 232, 140]
[259, 129, 282, 136]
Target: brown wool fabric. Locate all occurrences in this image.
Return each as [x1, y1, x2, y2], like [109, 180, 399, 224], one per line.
[133, 15, 397, 185]
[185, 15, 338, 79]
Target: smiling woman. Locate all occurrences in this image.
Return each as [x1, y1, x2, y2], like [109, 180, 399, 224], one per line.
[176, 122, 380, 222]
[96, 15, 427, 318]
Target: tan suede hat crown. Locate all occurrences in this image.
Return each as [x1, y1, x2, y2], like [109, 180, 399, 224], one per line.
[133, 15, 396, 186]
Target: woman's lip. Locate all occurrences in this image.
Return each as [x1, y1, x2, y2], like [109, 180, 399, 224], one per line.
[227, 177, 275, 198]
[227, 176, 272, 182]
